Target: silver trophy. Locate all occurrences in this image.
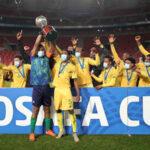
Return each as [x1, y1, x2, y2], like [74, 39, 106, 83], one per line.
[35, 16, 48, 28]
[35, 15, 57, 41]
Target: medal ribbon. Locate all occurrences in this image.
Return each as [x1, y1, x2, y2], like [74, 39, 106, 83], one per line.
[78, 58, 84, 70]
[126, 69, 133, 82]
[59, 62, 69, 75]
[104, 66, 112, 81]
[146, 66, 150, 78]
[17, 64, 25, 78]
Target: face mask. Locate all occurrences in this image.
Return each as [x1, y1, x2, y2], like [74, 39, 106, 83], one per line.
[14, 61, 20, 67]
[103, 62, 108, 68]
[75, 52, 81, 58]
[61, 54, 67, 61]
[68, 51, 74, 56]
[144, 62, 150, 67]
[38, 51, 44, 57]
[124, 63, 130, 69]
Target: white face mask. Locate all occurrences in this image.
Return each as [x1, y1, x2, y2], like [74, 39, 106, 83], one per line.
[124, 63, 130, 69]
[14, 61, 20, 67]
[38, 51, 44, 57]
[103, 62, 108, 68]
[61, 54, 67, 61]
[144, 62, 150, 67]
[75, 52, 81, 58]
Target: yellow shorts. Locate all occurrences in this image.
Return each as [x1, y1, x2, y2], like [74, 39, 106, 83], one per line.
[79, 83, 93, 88]
[54, 87, 73, 111]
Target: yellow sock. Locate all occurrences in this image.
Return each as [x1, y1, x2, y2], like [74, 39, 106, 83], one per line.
[57, 113, 63, 132]
[70, 113, 77, 133]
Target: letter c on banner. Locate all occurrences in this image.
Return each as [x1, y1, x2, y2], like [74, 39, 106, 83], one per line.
[143, 96, 150, 126]
[0, 96, 13, 126]
[120, 96, 140, 127]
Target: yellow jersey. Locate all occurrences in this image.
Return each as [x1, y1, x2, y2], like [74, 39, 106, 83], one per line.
[70, 54, 100, 87]
[138, 44, 150, 56]
[110, 44, 124, 65]
[110, 43, 144, 86]
[110, 43, 124, 86]
[137, 63, 150, 87]
[53, 59, 77, 88]
[0, 63, 5, 87]
[92, 66, 117, 87]
[51, 55, 60, 80]
[3, 64, 31, 88]
[117, 65, 139, 87]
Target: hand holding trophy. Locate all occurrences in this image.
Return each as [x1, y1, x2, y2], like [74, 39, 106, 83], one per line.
[35, 15, 57, 41]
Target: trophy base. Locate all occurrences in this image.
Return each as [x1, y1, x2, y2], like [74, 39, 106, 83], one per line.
[46, 31, 57, 42]
[42, 25, 57, 42]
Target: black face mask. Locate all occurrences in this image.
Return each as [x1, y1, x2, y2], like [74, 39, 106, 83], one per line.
[68, 50, 75, 56]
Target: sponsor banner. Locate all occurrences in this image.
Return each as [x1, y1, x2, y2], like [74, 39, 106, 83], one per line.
[0, 87, 150, 134]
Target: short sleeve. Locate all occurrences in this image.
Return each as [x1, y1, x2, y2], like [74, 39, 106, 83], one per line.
[25, 64, 31, 70]
[3, 65, 13, 71]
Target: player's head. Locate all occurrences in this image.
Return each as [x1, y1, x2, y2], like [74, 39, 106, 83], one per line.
[103, 55, 113, 69]
[61, 49, 70, 62]
[75, 46, 83, 58]
[14, 55, 23, 67]
[68, 45, 73, 51]
[37, 44, 45, 57]
[122, 52, 130, 61]
[144, 54, 150, 67]
[90, 47, 97, 58]
[67, 45, 74, 55]
[141, 55, 145, 62]
[124, 57, 136, 69]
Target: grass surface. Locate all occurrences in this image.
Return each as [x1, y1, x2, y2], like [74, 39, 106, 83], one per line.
[0, 134, 150, 150]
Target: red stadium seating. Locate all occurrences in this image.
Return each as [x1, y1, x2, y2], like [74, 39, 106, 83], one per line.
[1, 34, 150, 65]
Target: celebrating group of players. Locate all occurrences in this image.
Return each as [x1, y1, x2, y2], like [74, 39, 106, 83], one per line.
[0, 30, 150, 142]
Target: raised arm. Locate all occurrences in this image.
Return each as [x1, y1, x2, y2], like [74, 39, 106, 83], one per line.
[31, 34, 43, 56]
[94, 36, 109, 63]
[135, 35, 150, 56]
[88, 53, 100, 66]
[94, 36, 109, 55]
[44, 39, 62, 55]
[108, 34, 122, 63]
[16, 30, 30, 63]
[71, 36, 78, 50]
[48, 41, 60, 57]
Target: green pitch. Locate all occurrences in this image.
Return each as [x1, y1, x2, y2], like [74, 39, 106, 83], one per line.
[0, 134, 150, 150]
